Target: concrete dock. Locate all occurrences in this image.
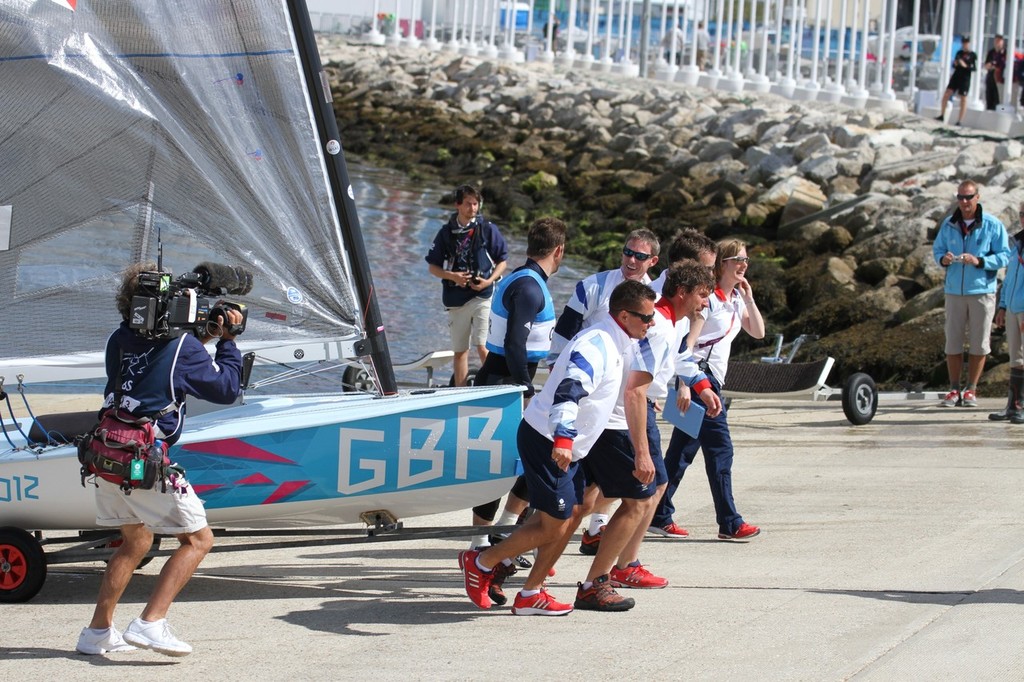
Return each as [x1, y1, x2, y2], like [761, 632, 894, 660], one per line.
[3, 397, 1023, 680]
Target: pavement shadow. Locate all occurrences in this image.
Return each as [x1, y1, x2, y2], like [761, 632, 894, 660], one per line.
[278, 596, 493, 636]
[0, 646, 177, 666]
[812, 587, 1024, 606]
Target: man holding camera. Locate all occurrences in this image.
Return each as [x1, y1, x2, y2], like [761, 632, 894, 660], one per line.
[933, 182, 1010, 408]
[76, 262, 243, 658]
[425, 184, 508, 386]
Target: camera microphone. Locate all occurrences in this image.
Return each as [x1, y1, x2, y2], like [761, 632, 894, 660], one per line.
[193, 262, 253, 295]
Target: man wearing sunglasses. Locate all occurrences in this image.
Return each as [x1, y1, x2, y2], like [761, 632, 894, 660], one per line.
[547, 229, 660, 552]
[933, 181, 1010, 408]
[458, 280, 657, 615]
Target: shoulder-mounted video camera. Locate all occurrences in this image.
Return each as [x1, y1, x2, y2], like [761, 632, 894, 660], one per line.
[129, 262, 252, 340]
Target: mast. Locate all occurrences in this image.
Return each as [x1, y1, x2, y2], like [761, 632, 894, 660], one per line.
[286, 0, 398, 395]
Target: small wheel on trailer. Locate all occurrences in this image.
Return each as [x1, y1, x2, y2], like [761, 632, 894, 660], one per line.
[448, 370, 477, 387]
[842, 372, 878, 425]
[0, 526, 47, 603]
[343, 364, 376, 393]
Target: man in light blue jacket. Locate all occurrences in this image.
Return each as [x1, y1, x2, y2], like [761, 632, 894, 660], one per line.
[990, 202, 1024, 422]
[932, 181, 1011, 407]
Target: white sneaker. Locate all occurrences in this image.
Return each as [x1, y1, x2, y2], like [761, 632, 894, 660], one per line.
[123, 617, 192, 657]
[75, 626, 137, 655]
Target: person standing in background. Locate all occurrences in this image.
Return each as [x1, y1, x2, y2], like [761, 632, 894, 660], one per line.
[425, 184, 508, 387]
[933, 181, 1010, 408]
[990, 202, 1024, 423]
[984, 34, 1006, 111]
[936, 35, 977, 126]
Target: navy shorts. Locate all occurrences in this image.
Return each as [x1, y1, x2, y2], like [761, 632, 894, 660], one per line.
[517, 421, 584, 520]
[584, 412, 668, 500]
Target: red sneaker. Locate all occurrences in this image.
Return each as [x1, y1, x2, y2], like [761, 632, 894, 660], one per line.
[647, 522, 689, 539]
[609, 563, 668, 589]
[458, 549, 493, 608]
[511, 589, 574, 616]
[718, 523, 760, 540]
[579, 527, 603, 556]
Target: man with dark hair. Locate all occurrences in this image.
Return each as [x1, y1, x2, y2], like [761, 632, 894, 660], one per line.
[984, 34, 1006, 111]
[937, 35, 977, 125]
[425, 184, 508, 386]
[547, 229, 660, 555]
[576, 261, 720, 609]
[77, 263, 243, 657]
[458, 279, 657, 616]
[465, 217, 566, 604]
[650, 227, 718, 294]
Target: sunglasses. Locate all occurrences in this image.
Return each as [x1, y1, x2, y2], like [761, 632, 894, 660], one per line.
[956, 193, 977, 201]
[623, 309, 655, 324]
[622, 247, 653, 261]
[723, 256, 750, 264]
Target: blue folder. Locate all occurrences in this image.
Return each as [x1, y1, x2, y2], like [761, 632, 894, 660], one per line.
[663, 387, 706, 438]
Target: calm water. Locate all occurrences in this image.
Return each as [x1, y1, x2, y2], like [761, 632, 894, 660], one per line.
[308, 160, 592, 388]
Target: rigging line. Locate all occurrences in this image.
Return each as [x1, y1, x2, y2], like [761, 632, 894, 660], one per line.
[17, 382, 56, 446]
[1, 390, 31, 448]
[0, 392, 18, 450]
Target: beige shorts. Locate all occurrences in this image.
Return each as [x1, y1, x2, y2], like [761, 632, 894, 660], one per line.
[94, 476, 208, 535]
[446, 296, 491, 352]
[944, 293, 996, 356]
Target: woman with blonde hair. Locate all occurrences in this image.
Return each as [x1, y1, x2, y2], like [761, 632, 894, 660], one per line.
[650, 238, 765, 540]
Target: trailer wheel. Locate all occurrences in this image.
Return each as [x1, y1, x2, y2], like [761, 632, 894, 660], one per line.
[842, 373, 877, 425]
[0, 527, 46, 603]
[342, 364, 376, 393]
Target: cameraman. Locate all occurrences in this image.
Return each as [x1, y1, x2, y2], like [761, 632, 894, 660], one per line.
[76, 262, 243, 658]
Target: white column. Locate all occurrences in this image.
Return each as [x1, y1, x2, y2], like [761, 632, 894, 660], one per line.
[843, 0, 860, 89]
[937, 0, 954, 99]
[968, 0, 986, 110]
[403, 0, 421, 47]
[599, 0, 614, 70]
[1004, 0, 1019, 108]
[498, 0, 523, 60]
[711, 0, 725, 74]
[367, 0, 386, 45]
[854, 0, 871, 96]
[833, 0, 847, 91]
[443, 0, 461, 51]
[880, 0, 898, 100]
[771, 0, 797, 96]
[385, 0, 402, 46]
[581, 0, 598, 64]
[657, 0, 680, 79]
[679, 0, 703, 84]
[797, 0, 823, 97]
[820, 0, 833, 86]
[481, 0, 498, 57]
[542, 7, 557, 62]
[424, 0, 440, 49]
[793, 0, 806, 83]
[906, 0, 920, 104]
[460, 0, 478, 54]
[557, 0, 579, 65]
[868, 0, 885, 95]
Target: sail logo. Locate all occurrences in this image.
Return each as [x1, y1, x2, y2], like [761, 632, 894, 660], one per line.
[337, 405, 505, 495]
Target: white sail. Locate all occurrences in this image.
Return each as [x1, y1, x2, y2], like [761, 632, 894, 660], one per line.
[0, 0, 365, 382]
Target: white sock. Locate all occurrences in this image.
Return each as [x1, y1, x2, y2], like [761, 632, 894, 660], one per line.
[470, 535, 490, 549]
[496, 509, 519, 527]
[588, 514, 609, 535]
[581, 581, 593, 590]
[519, 588, 541, 597]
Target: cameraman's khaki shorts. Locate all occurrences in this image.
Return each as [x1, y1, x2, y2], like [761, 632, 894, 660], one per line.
[94, 476, 208, 535]
[944, 292, 996, 356]
[446, 296, 491, 352]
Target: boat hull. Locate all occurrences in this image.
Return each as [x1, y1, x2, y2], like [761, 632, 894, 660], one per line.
[0, 386, 523, 531]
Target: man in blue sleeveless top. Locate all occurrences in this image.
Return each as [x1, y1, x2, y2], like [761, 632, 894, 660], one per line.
[77, 263, 243, 658]
[466, 217, 566, 605]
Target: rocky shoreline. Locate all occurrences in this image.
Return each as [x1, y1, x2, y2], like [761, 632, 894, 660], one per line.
[320, 36, 1024, 393]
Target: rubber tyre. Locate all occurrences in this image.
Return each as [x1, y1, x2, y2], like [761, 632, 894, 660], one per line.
[842, 372, 878, 425]
[342, 364, 376, 393]
[0, 527, 47, 604]
[447, 370, 477, 387]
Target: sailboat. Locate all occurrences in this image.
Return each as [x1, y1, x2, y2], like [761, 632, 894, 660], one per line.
[0, 0, 522, 601]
